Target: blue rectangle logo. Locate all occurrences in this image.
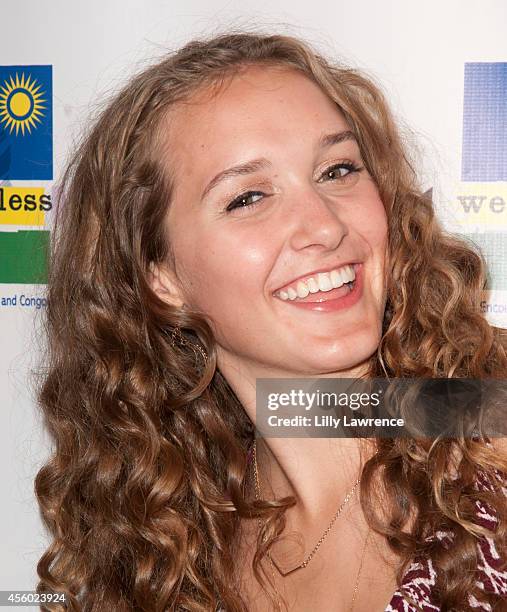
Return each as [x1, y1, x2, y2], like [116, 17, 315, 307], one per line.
[0, 65, 52, 180]
[461, 62, 507, 182]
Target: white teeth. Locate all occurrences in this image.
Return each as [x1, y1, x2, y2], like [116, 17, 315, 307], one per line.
[287, 287, 298, 300]
[330, 269, 342, 288]
[307, 277, 319, 293]
[296, 281, 310, 298]
[275, 264, 357, 301]
[342, 266, 355, 283]
[317, 273, 333, 292]
[338, 268, 349, 286]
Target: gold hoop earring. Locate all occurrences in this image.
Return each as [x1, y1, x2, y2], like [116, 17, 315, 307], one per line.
[169, 326, 208, 365]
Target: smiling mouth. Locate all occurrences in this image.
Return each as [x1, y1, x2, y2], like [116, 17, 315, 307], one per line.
[273, 263, 360, 303]
[289, 281, 355, 302]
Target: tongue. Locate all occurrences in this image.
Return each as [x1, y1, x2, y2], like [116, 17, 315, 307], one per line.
[293, 283, 352, 303]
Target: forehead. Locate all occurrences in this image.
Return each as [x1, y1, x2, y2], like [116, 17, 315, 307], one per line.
[162, 65, 351, 159]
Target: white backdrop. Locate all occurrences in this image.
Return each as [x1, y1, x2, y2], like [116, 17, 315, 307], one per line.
[1, 0, 506, 602]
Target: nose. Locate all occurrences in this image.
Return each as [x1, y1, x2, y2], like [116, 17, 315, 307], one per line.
[287, 187, 348, 252]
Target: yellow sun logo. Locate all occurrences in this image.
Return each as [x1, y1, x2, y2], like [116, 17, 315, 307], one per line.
[0, 72, 46, 136]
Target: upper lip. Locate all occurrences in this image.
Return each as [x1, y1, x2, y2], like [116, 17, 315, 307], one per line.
[272, 261, 361, 294]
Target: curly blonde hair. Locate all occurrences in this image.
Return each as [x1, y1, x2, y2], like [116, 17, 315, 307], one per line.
[35, 30, 507, 611]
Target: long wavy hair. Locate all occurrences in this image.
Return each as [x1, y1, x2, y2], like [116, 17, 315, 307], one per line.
[35, 30, 507, 611]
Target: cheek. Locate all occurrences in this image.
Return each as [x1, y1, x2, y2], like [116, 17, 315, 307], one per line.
[353, 192, 388, 248]
[175, 224, 274, 312]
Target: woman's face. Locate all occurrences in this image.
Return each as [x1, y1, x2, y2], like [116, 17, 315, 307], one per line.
[155, 64, 388, 378]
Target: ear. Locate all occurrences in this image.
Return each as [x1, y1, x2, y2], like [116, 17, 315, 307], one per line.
[148, 261, 186, 309]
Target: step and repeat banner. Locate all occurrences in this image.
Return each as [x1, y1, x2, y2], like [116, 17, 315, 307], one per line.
[0, 66, 52, 287]
[1, 0, 506, 596]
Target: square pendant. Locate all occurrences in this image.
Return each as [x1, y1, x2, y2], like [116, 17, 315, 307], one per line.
[268, 551, 303, 576]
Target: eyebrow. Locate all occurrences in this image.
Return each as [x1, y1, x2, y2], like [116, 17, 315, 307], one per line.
[200, 129, 357, 200]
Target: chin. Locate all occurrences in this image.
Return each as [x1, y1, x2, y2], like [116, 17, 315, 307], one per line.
[295, 354, 373, 377]
[311, 335, 380, 375]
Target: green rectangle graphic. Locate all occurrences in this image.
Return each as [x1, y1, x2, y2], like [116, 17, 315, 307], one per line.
[0, 230, 49, 284]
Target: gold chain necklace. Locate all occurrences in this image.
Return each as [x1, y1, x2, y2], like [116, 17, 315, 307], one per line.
[251, 439, 370, 612]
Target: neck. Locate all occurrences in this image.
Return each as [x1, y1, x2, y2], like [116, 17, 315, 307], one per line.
[217, 349, 377, 524]
[253, 436, 371, 524]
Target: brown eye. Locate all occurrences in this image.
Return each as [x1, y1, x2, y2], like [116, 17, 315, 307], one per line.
[225, 190, 265, 213]
[319, 162, 363, 182]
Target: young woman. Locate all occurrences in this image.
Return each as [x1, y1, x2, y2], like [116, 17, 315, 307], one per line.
[35, 31, 507, 611]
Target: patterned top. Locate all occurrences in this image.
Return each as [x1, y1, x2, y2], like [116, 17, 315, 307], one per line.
[385, 469, 507, 611]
